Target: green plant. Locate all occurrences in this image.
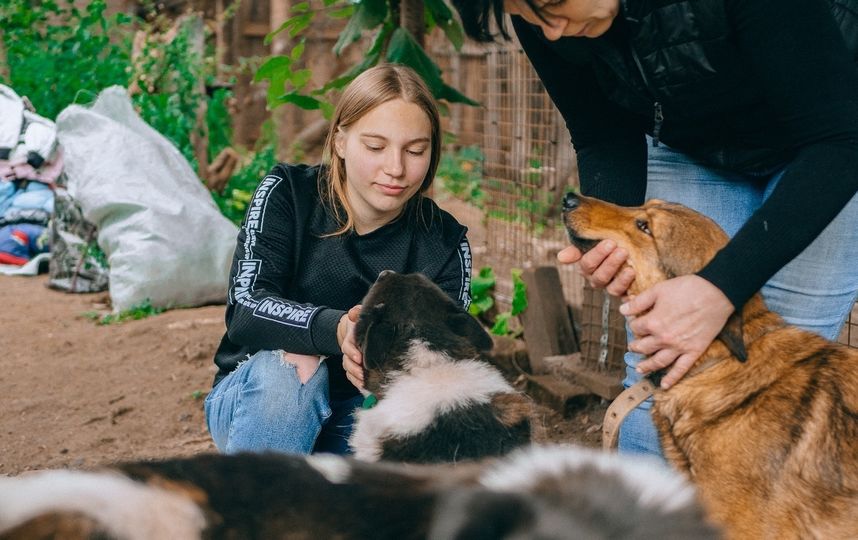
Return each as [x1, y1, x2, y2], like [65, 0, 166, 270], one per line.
[437, 145, 485, 208]
[83, 299, 165, 325]
[469, 267, 528, 337]
[1, 1, 237, 177]
[255, 0, 476, 118]
[482, 154, 560, 233]
[0, 0, 133, 119]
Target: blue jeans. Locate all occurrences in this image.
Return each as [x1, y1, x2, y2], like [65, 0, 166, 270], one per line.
[619, 142, 858, 458]
[204, 350, 363, 455]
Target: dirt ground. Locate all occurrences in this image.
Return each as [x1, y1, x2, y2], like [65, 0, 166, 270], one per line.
[0, 272, 606, 476]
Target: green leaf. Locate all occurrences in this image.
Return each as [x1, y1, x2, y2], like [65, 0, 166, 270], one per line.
[276, 91, 323, 110]
[254, 55, 291, 82]
[289, 67, 313, 90]
[510, 268, 528, 316]
[290, 40, 306, 62]
[470, 266, 496, 297]
[332, 0, 388, 56]
[329, 6, 355, 18]
[424, 0, 453, 24]
[318, 22, 390, 94]
[265, 69, 290, 107]
[266, 12, 314, 44]
[385, 28, 478, 106]
[320, 101, 336, 120]
[292, 1, 310, 13]
[471, 295, 495, 314]
[439, 18, 465, 51]
[491, 312, 511, 336]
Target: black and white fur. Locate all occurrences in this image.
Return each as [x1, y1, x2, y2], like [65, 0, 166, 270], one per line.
[0, 445, 719, 539]
[349, 271, 532, 463]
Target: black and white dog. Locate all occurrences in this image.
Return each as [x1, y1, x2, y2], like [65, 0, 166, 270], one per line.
[0, 271, 719, 539]
[0, 445, 719, 539]
[349, 271, 532, 463]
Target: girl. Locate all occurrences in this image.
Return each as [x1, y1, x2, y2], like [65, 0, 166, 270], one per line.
[205, 64, 473, 455]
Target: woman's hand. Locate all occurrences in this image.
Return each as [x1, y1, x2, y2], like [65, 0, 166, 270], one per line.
[558, 240, 636, 297]
[621, 275, 734, 389]
[338, 306, 364, 389]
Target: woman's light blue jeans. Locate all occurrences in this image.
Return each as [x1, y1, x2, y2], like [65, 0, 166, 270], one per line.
[619, 142, 858, 459]
[204, 350, 363, 455]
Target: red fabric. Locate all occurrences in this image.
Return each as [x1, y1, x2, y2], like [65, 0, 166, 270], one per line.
[0, 251, 28, 265]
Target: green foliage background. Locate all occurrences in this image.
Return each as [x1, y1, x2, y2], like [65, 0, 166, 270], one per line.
[0, 0, 266, 225]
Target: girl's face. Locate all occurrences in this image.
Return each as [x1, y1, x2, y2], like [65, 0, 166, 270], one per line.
[504, 0, 620, 41]
[335, 98, 433, 234]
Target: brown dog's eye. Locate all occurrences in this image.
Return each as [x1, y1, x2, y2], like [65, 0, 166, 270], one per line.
[635, 219, 652, 235]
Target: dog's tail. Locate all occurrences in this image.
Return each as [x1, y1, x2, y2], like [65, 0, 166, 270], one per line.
[0, 470, 205, 540]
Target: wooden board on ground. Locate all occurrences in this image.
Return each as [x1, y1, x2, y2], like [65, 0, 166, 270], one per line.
[520, 266, 578, 374]
[543, 353, 624, 401]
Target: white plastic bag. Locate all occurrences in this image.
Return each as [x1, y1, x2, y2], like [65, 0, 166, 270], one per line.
[56, 86, 238, 312]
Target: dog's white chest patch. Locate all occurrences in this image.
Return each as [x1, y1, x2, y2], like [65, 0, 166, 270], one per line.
[350, 343, 513, 461]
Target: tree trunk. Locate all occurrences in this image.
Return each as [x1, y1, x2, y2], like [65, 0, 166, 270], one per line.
[399, 0, 424, 48]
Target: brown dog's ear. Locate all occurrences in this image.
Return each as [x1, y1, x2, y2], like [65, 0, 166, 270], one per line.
[717, 312, 747, 362]
[450, 312, 494, 352]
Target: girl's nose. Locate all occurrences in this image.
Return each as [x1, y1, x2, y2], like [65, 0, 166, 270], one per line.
[384, 150, 404, 177]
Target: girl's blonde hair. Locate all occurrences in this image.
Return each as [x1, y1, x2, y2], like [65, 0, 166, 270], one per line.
[319, 63, 441, 235]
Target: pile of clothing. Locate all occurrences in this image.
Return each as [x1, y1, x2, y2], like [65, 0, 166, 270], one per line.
[0, 84, 61, 267]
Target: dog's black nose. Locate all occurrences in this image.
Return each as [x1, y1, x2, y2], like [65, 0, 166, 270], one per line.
[563, 192, 580, 211]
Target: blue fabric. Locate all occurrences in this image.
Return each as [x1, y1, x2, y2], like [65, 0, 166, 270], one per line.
[0, 181, 15, 216]
[204, 350, 362, 455]
[619, 141, 858, 458]
[0, 223, 48, 262]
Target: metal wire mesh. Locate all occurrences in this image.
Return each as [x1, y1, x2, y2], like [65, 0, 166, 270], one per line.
[430, 34, 856, 367]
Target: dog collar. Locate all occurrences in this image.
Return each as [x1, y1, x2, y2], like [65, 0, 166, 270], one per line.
[361, 393, 378, 409]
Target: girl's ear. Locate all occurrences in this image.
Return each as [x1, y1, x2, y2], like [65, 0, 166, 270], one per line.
[334, 127, 346, 159]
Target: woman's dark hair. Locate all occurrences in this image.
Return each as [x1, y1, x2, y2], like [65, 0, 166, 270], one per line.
[451, 0, 544, 42]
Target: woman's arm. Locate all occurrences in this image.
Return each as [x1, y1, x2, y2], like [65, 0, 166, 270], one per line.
[432, 235, 475, 310]
[223, 165, 347, 357]
[696, 0, 858, 310]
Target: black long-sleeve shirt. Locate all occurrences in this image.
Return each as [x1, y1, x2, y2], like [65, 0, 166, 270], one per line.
[514, 0, 858, 310]
[213, 163, 472, 398]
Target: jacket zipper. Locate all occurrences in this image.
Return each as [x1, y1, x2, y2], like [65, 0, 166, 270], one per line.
[652, 101, 663, 147]
[627, 37, 664, 147]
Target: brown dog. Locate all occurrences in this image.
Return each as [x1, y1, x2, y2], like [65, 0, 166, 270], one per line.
[562, 192, 858, 539]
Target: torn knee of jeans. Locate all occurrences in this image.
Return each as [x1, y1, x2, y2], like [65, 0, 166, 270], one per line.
[280, 351, 322, 384]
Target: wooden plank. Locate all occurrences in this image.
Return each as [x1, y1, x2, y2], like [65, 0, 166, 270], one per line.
[519, 266, 578, 374]
[526, 375, 594, 418]
[543, 354, 623, 400]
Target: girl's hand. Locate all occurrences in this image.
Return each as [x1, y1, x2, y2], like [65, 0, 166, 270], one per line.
[558, 239, 636, 297]
[339, 306, 364, 389]
[622, 275, 734, 389]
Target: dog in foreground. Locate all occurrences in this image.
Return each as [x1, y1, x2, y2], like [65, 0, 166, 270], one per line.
[349, 270, 532, 463]
[0, 269, 720, 539]
[562, 192, 858, 539]
[0, 445, 718, 539]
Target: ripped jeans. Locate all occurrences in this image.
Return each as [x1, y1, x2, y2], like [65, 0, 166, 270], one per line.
[204, 350, 363, 455]
[618, 142, 858, 459]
